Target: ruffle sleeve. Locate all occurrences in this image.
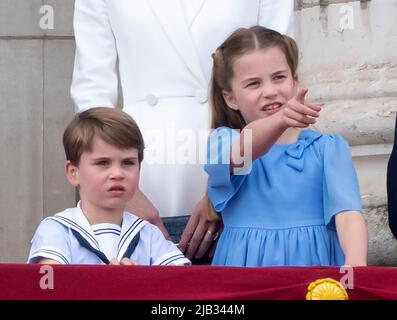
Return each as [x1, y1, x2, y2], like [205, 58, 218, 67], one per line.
[204, 127, 249, 212]
[322, 134, 362, 226]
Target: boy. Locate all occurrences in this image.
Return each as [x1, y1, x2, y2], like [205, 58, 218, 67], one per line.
[28, 107, 190, 265]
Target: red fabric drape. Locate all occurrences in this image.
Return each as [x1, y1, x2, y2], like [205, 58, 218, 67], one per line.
[1, 264, 396, 300]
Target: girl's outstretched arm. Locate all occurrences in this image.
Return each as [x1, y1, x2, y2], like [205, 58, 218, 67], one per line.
[335, 210, 368, 266]
[231, 88, 321, 168]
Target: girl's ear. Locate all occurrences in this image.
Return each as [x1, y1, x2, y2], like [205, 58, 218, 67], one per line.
[65, 160, 79, 187]
[222, 90, 239, 110]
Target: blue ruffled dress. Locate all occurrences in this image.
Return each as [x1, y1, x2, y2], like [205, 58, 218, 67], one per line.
[205, 127, 362, 267]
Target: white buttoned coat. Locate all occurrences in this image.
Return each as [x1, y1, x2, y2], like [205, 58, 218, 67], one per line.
[71, 0, 294, 217]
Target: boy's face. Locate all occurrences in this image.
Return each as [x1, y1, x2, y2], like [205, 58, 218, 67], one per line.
[66, 137, 140, 214]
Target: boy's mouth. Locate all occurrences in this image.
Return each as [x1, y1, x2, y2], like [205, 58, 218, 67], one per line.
[109, 185, 125, 191]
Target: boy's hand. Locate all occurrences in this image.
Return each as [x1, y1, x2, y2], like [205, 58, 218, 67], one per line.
[109, 257, 139, 265]
[120, 257, 139, 265]
[281, 88, 322, 128]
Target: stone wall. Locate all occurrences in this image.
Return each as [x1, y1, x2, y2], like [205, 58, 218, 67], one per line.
[0, 0, 75, 262]
[296, 0, 397, 265]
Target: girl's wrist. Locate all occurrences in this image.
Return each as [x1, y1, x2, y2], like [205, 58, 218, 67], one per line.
[274, 109, 290, 131]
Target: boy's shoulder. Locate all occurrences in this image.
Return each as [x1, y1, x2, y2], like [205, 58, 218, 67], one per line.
[123, 210, 159, 233]
[36, 205, 95, 239]
[123, 211, 173, 244]
[40, 206, 75, 222]
[33, 207, 77, 240]
[43, 206, 83, 228]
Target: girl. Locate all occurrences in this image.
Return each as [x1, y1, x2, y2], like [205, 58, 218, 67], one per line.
[205, 26, 368, 267]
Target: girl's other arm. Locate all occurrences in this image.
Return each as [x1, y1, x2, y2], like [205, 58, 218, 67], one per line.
[335, 210, 368, 266]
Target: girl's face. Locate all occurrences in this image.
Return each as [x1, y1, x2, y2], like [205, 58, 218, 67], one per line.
[222, 47, 298, 124]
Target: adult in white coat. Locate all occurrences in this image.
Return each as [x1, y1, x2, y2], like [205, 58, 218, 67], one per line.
[71, 0, 294, 260]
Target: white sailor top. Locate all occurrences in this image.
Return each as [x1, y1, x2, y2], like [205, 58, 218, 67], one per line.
[28, 203, 190, 265]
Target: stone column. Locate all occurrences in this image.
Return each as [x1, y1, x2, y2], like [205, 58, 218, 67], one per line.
[296, 0, 397, 264]
[0, 0, 75, 262]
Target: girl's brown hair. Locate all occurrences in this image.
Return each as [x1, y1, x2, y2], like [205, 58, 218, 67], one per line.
[210, 26, 299, 130]
[206, 26, 299, 221]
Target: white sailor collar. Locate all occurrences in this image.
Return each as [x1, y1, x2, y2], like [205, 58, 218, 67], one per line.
[48, 202, 147, 260]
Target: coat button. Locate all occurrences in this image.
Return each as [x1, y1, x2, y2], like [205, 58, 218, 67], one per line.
[195, 89, 208, 104]
[145, 94, 158, 106]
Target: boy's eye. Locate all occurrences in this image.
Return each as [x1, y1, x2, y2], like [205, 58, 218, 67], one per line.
[123, 160, 136, 166]
[95, 160, 109, 166]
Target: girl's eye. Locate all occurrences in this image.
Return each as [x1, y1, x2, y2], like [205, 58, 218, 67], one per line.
[273, 75, 286, 81]
[247, 81, 259, 87]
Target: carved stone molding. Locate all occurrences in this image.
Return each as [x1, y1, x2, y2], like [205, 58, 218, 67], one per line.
[295, 0, 371, 10]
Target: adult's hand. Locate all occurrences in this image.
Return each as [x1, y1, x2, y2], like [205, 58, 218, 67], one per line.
[178, 196, 222, 260]
[126, 189, 172, 240]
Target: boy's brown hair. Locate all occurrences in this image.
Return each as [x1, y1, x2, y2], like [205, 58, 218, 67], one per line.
[63, 107, 144, 165]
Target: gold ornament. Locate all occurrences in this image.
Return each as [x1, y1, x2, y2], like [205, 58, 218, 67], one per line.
[306, 278, 349, 300]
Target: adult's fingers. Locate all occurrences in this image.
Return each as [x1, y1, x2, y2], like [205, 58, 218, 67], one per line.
[194, 220, 220, 259]
[184, 218, 208, 259]
[207, 222, 223, 258]
[178, 211, 200, 253]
